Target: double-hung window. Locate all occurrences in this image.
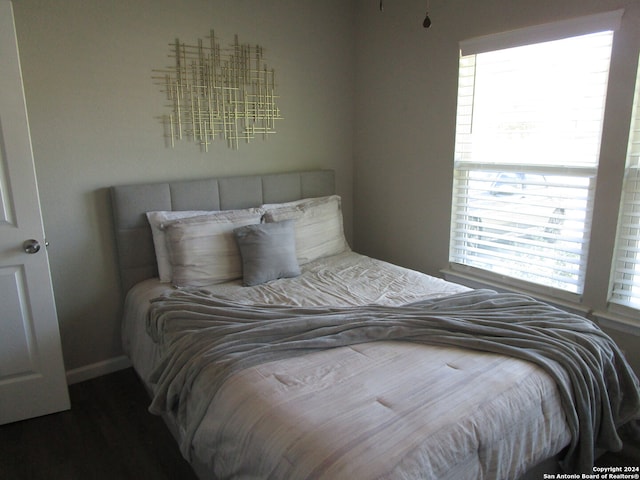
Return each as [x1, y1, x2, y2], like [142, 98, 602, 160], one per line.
[610, 56, 640, 310]
[449, 12, 622, 297]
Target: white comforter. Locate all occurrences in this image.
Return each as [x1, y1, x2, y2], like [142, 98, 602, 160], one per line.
[122, 252, 575, 479]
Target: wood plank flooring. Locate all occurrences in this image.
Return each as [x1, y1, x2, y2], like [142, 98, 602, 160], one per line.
[0, 368, 197, 480]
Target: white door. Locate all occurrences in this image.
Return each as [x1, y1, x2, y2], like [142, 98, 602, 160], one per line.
[0, 0, 70, 424]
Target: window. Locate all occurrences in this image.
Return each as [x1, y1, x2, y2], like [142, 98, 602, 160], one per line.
[449, 12, 621, 297]
[610, 57, 640, 310]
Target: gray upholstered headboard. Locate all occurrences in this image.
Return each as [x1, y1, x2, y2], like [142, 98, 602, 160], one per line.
[110, 170, 335, 293]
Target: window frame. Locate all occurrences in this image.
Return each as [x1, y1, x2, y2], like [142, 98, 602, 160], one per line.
[608, 54, 640, 313]
[448, 10, 625, 305]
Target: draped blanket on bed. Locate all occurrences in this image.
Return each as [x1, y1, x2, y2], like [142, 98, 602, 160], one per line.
[146, 288, 640, 473]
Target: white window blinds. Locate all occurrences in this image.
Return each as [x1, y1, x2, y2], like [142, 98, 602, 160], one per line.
[449, 25, 615, 295]
[610, 59, 640, 310]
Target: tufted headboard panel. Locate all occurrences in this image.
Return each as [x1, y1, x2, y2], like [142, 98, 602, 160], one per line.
[110, 170, 335, 293]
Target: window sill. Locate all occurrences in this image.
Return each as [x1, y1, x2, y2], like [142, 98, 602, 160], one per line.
[591, 310, 640, 336]
[440, 267, 640, 336]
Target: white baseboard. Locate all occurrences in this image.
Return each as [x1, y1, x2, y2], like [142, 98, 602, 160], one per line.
[66, 355, 132, 385]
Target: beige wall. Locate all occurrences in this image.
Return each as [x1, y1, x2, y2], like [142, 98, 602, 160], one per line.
[10, 0, 640, 377]
[12, 0, 355, 372]
[353, 0, 640, 372]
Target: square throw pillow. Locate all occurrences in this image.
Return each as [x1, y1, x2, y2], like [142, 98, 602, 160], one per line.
[162, 208, 264, 287]
[262, 195, 350, 265]
[146, 210, 212, 282]
[234, 220, 301, 286]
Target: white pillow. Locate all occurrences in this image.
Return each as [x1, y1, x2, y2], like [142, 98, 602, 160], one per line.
[146, 210, 213, 282]
[162, 208, 264, 287]
[262, 195, 350, 265]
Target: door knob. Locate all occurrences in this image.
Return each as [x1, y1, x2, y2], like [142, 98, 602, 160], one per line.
[23, 239, 41, 254]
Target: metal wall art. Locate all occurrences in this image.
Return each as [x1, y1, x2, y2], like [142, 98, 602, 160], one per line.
[154, 31, 282, 151]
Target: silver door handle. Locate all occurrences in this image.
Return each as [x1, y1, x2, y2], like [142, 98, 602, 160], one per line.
[23, 239, 41, 254]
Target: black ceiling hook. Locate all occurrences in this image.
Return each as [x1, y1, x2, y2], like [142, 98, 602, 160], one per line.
[423, 0, 432, 28]
[423, 12, 432, 28]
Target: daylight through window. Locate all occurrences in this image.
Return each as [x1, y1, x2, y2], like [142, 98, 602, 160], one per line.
[449, 26, 615, 295]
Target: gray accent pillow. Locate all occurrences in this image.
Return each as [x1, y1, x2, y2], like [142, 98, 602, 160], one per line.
[234, 220, 301, 286]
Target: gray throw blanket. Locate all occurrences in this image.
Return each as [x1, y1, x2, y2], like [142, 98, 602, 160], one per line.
[146, 288, 640, 473]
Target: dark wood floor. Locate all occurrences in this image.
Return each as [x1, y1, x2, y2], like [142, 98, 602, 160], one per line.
[1, 368, 638, 479]
[0, 368, 197, 480]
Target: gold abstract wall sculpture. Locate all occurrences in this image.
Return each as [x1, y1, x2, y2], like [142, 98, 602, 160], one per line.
[154, 31, 282, 151]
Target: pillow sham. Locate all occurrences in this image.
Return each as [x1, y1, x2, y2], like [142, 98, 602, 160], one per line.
[146, 210, 212, 282]
[162, 208, 264, 287]
[262, 195, 349, 265]
[234, 220, 301, 286]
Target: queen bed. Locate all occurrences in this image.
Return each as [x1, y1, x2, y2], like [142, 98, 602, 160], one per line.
[110, 170, 640, 479]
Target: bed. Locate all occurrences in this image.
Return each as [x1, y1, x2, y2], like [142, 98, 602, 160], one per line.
[110, 170, 640, 479]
